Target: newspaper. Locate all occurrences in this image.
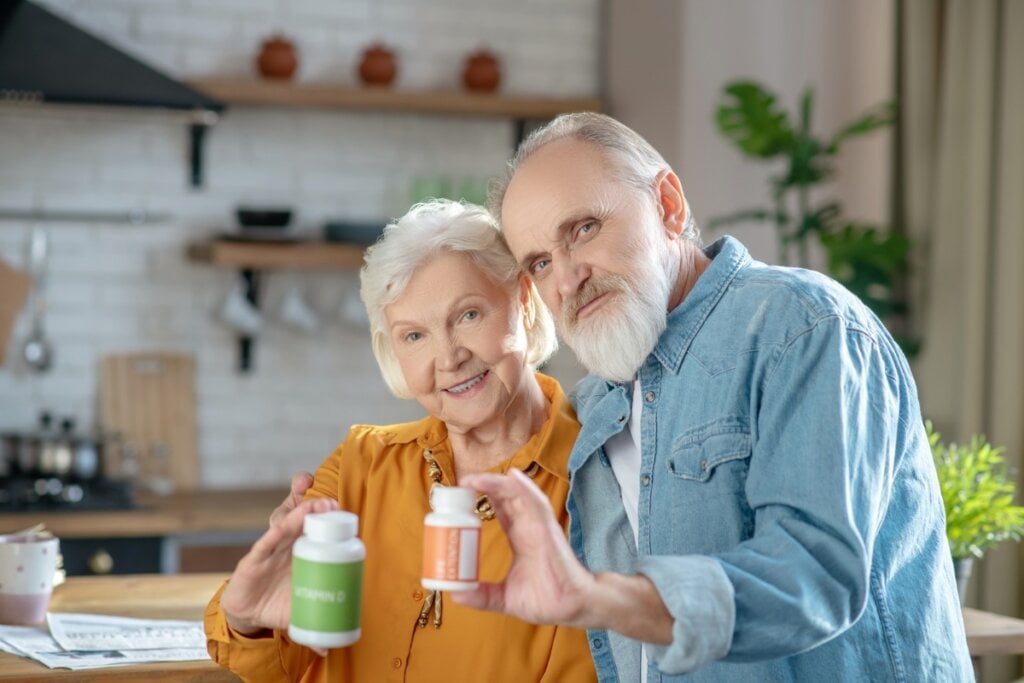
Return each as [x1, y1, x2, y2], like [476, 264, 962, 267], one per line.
[0, 613, 209, 671]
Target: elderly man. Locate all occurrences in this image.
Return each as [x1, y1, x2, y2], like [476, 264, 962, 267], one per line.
[450, 113, 973, 681]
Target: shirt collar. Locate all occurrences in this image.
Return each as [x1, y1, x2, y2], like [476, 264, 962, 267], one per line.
[384, 372, 578, 483]
[651, 235, 751, 374]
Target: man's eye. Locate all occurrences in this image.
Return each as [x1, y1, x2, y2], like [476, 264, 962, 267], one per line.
[530, 258, 550, 275]
[576, 221, 597, 239]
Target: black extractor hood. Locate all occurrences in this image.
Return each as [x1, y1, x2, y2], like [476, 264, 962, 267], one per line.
[0, 0, 223, 185]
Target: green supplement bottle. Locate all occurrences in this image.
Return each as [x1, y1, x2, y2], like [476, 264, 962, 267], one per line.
[289, 511, 365, 649]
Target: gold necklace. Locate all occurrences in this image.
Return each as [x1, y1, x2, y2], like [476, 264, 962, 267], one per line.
[416, 447, 540, 629]
[422, 448, 540, 521]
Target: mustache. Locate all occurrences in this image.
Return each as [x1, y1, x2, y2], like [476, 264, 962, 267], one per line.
[560, 275, 630, 327]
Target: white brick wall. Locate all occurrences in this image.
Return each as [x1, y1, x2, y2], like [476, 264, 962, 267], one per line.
[0, 0, 598, 488]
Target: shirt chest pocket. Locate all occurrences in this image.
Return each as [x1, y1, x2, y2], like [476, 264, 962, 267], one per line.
[667, 426, 751, 492]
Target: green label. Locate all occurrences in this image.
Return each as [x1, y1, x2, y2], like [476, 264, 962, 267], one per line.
[291, 556, 363, 632]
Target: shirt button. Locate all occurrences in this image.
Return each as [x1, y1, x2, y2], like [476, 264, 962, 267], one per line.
[412, 590, 424, 601]
[617, 415, 626, 423]
[641, 474, 651, 486]
[644, 391, 656, 402]
[592, 638, 603, 650]
[392, 657, 403, 669]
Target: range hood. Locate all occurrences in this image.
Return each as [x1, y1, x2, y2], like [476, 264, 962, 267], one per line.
[0, 1, 223, 186]
[0, 0, 222, 112]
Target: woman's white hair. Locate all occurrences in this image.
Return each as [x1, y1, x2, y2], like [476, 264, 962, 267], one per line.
[489, 112, 700, 242]
[360, 199, 557, 398]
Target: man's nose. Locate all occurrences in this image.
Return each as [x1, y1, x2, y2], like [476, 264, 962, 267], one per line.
[554, 255, 589, 301]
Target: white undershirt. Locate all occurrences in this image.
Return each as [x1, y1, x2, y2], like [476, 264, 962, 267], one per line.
[603, 379, 648, 682]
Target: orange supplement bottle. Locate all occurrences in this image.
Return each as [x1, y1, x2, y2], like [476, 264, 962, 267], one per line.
[421, 486, 481, 591]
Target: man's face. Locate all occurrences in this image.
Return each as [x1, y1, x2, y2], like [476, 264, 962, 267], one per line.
[500, 138, 676, 382]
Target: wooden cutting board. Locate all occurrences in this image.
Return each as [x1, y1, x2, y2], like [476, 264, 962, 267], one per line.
[99, 353, 199, 492]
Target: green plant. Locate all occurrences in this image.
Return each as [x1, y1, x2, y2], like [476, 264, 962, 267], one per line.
[711, 80, 910, 326]
[927, 421, 1024, 560]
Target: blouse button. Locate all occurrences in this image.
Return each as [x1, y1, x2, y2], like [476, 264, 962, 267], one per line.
[392, 657, 403, 669]
[412, 590, 424, 601]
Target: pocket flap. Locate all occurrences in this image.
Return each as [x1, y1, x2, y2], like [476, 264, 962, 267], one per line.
[669, 429, 751, 482]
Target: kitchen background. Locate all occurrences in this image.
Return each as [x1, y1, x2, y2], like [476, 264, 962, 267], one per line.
[0, 0, 601, 487]
[0, 0, 890, 491]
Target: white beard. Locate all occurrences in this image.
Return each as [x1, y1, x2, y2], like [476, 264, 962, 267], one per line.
[560, 266, 672, 383]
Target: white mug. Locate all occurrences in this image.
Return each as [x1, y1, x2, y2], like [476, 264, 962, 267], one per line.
[0, 534, 60, 625]
[219, 281, 264, 335]
[278, 286, 321, 334]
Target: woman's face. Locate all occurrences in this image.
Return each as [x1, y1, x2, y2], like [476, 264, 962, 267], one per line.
[385, 250, 530, 433]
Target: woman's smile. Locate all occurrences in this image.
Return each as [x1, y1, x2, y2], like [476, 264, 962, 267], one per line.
[444, 370, 490, 396]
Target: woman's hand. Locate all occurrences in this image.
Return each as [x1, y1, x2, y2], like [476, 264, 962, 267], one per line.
[449, 469, 599, 627]
[269, 471, 314, 526]
[221, 497, 338, 637]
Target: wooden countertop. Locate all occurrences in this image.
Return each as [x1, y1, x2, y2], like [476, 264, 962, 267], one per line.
[0, 573, 235, 681]
[0, 488, 288, 538]
[963, 606, 1024, 656]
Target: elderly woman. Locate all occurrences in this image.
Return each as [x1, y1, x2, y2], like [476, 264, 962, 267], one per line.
[204, 200, 596, 682]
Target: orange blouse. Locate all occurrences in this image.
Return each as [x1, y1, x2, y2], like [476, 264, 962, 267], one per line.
[205, 374, 597, 682]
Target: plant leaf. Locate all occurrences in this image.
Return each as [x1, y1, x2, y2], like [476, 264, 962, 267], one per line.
[715, 81, 795, 158]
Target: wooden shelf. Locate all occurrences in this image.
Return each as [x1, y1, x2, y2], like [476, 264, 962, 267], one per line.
[186, 239, 365, 270]
[188, 78, 603, 119]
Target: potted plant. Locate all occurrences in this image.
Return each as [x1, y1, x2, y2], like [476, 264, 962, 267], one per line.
[927, 421, 1024, 603]
[710, 80, 914, 352]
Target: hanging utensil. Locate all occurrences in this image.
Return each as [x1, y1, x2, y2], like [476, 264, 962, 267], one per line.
[21, 228, 53, 372]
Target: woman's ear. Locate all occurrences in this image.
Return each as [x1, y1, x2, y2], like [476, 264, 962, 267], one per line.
[654, 170, 686, 239]
[518, 275, 535, 330]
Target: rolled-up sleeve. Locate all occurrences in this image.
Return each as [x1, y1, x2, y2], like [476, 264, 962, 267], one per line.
[637, 555, 735, 673]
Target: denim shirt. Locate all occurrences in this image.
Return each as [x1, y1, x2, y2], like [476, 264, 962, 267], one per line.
[566, 237, 973, 682]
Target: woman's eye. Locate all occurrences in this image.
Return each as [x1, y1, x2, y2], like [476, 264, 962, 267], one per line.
[462, 309, 479, 322]
[403, 331, 421, 343]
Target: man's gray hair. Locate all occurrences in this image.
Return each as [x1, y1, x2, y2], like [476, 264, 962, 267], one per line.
[488, 112, 699, 242]
[360, 199, 558, 398]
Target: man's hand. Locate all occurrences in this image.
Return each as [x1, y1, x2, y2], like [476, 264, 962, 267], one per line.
[270, 472, 314, 526]
[449, 469, 675, 644]
[221, 497, 338, 637]
[448, 469, 599, 628]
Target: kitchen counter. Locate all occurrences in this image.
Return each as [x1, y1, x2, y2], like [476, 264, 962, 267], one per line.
[0, 573, 236, 681]
[0, 488, 289, 538]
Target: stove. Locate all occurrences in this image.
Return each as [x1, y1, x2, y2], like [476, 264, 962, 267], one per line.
[0, 476, 136, 512]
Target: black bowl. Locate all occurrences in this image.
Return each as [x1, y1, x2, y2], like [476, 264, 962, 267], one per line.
[236, 207, 293, 228]
[324, 221, 385, 245]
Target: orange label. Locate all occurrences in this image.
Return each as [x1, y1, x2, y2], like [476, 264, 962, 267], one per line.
[422, 526, 479, 581]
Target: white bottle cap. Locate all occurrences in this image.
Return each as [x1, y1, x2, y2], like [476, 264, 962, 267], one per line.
[430, 485, 476, 512]
[303, 510, 358, 542]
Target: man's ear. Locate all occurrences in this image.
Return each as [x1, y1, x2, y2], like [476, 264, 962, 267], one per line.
[655, 170, 687, 238]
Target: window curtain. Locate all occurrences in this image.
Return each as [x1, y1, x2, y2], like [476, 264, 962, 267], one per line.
[900, 0, 1024, 680]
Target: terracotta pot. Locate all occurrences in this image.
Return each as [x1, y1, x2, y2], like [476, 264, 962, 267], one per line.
[358, 44, 397, 86]
[257, 35, 298, 80]
[462, 50, 501, 93]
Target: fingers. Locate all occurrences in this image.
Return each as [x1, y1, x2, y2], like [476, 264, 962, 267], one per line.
[269, 472, 323, 526]
[460, 469, 554, 528]
[449, 582, 506, 613]
[290, 471, 314, 498]
[252, 498, 337, 562]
